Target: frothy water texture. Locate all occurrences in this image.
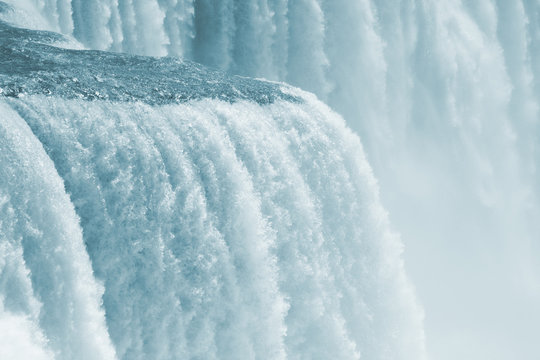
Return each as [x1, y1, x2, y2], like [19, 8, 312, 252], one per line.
[0, 1, 426, 360]
[1, 0, 540, 359]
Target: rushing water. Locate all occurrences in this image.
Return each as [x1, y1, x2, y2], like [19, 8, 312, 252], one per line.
[2, 0, 540, 359]
[0, 3, 426, 360]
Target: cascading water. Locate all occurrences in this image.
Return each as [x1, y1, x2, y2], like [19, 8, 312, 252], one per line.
[2, 0, 540, 359]
[0, 3, 427, 360]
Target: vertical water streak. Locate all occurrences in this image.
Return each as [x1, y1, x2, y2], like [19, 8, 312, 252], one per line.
[158, 0, 194, 57]
[268, 0, 288, 80]
[107, 0, 124, 52]
[0, 101, 117, 360]
[41, 0, 59, 31]
[286, 0, 329, 96]
[231, 0, 276, 78]
[117, 0, 138, 53]
[132, 0, 168, 56]
[193, 0, 235, 70]
[322, 0, 389, 156]
[56, 0, 73, 34]
[71, 0, 113, 50]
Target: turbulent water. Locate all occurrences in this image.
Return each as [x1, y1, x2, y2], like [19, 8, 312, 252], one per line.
[2, 0, 540, 359]
[0, 3, 427, 360]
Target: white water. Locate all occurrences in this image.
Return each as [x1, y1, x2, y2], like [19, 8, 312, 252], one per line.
[0, 93, 425, 359]
[0, 8, 426, 359]
[2, 0, 540, 359]
[0, 102, 117, 360]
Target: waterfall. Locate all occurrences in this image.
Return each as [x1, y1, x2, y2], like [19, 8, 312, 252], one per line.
[0, 6, 425, 360]
[2, 0, 540, 359]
